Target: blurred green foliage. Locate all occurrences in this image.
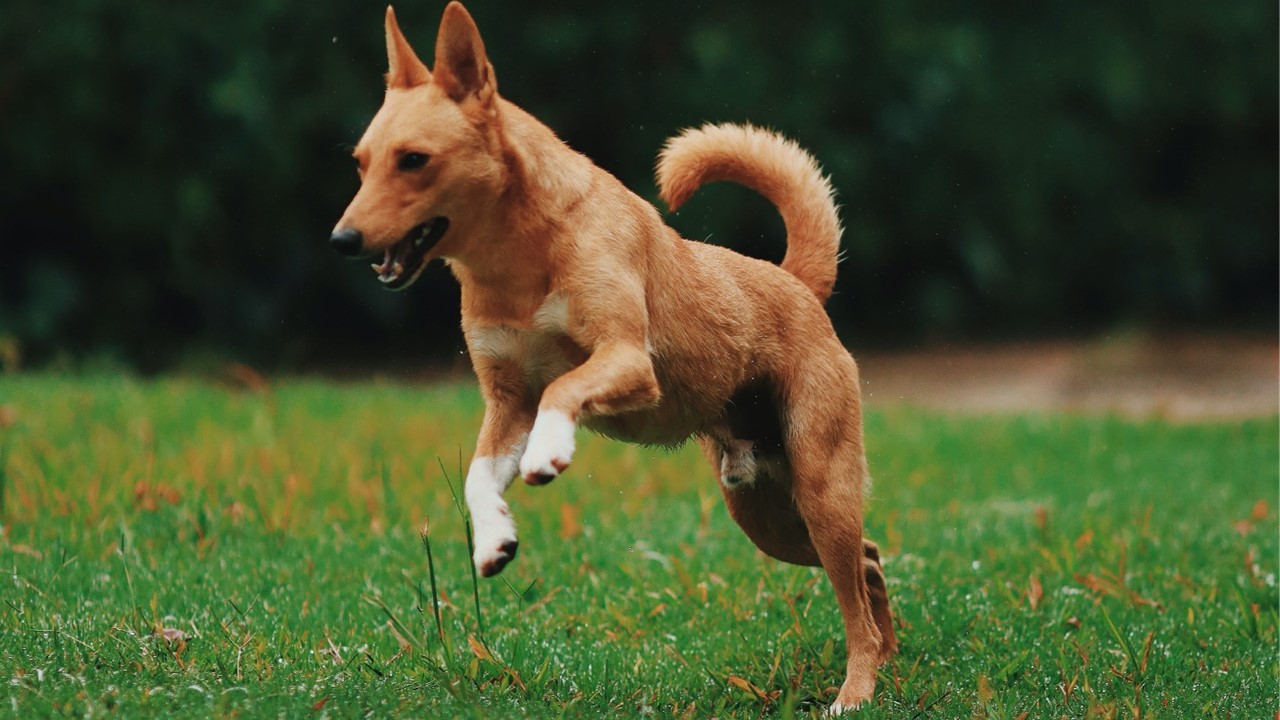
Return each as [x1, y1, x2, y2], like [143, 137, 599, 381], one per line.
[1, 1, 1275, 369]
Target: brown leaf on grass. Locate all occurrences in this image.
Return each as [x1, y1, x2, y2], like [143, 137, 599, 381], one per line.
[1236, 499, 1271, 535]
[648, 602, 666, 617]
[1139, 630, 1155, 674]
[1073, 572, 1162, 609]
[386, 620, 411, 650]
[1034, 506, 1048, 532]
[727, 675, 780, 702]
[976, 675, 994, 704]
[1028, 575, 1044, 610]
[559, 502, 582, 540]
[0, 405, 16, 429]
[133, 482, 181, 512]
[312, 697, 329, 711]
[134, 482, 157, 512]
[467, 634, 493, 662]
[9, 544, 43, 560]
[1074, 529, 1094, 550]
[1075, 572, 1116, 596]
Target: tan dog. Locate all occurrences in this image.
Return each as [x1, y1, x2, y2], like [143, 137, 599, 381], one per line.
[331, 3, 896, 711]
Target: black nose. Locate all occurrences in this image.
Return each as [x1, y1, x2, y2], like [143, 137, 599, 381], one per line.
[330, 227, 364, 257]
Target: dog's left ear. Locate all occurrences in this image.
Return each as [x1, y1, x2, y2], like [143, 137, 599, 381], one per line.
[433, 2, 496, 104]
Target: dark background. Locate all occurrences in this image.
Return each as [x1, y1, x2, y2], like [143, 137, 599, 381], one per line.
[1, 1, 1275, 372]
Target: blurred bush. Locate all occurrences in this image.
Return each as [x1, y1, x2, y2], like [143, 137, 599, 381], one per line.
[0, 0, 1274, 369]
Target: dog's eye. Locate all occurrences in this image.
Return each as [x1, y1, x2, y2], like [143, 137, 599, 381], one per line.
[398, 152, 429, 172]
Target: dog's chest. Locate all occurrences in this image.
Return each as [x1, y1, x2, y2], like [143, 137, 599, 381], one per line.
[466, 294, 586, 389]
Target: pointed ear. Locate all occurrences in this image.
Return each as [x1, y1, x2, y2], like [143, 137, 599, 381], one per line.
[385, 6, 430, 89]
[433, 2, 496, 103]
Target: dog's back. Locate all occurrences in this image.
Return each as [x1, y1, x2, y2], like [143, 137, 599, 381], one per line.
[568, 124, 849, 445]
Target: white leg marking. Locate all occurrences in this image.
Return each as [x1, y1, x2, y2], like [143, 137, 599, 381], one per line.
[720, 439, 757, 488]
[519, 409, 576, 483]
[465, 442, 524, 576]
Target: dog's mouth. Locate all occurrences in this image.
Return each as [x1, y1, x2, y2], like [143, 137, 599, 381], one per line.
[371, 217, 449, 291]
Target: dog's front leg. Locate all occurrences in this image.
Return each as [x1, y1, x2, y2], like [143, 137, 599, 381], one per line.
[519, 340, 660, 484]
[466, 357, 536, 577]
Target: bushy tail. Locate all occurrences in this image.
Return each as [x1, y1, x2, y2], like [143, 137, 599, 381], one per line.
[656, 123, 842, 303]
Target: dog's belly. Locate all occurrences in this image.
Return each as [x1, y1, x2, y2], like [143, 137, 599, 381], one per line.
[581, 404, 704, 446]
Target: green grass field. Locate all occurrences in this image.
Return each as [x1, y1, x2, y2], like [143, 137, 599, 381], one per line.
[0, 375, 1275, 718]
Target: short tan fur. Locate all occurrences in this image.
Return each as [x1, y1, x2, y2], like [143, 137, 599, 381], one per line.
[333, 5, 897, 711]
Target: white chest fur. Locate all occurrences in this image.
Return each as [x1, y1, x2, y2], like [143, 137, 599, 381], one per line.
[466, 294, 577, 388]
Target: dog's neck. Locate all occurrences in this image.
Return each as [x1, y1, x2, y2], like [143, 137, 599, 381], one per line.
[446, 99, 594, 294]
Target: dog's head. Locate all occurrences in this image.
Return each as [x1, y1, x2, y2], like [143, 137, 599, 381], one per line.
[331, 3, 504, 290]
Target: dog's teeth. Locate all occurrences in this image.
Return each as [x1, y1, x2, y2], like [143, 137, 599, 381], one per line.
[414, 222, 432, 247]
[392, 261, 404, 275]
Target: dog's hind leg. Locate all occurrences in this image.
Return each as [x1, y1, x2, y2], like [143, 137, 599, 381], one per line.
[699, 434, 896, 661]
[780, 363, 891, 714]
[465, 355, 537, 577]
[861, 538, 897, 663]
[697, 435, 818, 566]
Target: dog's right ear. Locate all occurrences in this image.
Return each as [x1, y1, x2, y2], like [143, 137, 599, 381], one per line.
[385, 6, 431, 89]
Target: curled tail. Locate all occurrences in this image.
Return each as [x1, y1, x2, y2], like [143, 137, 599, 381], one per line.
[656, 123, 842, 303]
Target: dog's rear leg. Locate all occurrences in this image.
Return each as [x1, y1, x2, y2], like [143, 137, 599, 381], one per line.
[783, 376, 887, 713]
[862, 539, 897, 663]
[697, 435, 819, 565]
[698, 435, 896, 658]
[466, 356, 536, 577]
[792, 450, 882, 713]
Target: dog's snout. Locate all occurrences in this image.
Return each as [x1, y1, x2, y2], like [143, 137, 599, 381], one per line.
[330, 227, 365, 257]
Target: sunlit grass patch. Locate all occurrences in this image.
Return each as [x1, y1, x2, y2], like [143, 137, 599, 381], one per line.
[0, 375, 1275, 718]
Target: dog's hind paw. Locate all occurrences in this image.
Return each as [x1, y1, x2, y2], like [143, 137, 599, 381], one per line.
[826, 700, 861, 716]
[520, 410, 575, 484]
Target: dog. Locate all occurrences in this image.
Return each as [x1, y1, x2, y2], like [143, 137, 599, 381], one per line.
[331, 3, 897, 711]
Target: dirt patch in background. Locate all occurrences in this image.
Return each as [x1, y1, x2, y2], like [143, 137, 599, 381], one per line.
[857, 332, 1277, 420]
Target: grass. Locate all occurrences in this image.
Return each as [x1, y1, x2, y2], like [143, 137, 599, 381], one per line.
[0, 373, 1275, 718]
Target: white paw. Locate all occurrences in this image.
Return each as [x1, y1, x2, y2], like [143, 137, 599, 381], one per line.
[472, 516, 519, 577]
[519, 410, 576, 484]
[470, 491, 518, 577]
[465, 455, 521, 577]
